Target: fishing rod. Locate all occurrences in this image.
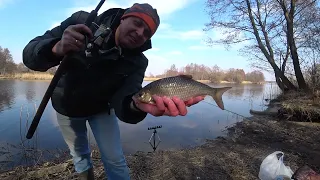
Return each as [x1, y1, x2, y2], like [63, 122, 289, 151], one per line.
[26, 0, 106, 139]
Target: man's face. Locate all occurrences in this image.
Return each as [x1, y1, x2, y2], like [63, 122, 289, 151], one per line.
[117, 16, 152, 49]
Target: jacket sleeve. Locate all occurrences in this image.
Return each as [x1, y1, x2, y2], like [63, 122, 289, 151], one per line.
[22, 11, 89, 72]
[110, 54, 149, 124]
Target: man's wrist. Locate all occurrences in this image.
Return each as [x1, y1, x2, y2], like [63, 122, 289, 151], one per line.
[51, 41, 63, 57]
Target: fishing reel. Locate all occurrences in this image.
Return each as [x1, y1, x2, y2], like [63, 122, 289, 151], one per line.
[84, 22, 115, 58]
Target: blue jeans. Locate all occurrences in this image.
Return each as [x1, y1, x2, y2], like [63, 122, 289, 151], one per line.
[56, 109, 130, 180]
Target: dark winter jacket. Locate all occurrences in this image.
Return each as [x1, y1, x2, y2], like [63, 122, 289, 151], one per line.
[22, 8, 152, 124]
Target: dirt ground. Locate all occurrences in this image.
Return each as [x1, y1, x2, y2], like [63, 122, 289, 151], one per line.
[1, 92, 320, 180]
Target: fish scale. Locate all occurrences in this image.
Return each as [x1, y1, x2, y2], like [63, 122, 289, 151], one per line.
[134, 75, 232, 110]
[148, 76, 214, 100]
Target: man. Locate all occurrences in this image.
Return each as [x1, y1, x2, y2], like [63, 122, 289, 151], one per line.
[23, 3, 204, 180]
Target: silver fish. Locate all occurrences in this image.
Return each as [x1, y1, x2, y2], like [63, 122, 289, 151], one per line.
[134, 75, 232, 110]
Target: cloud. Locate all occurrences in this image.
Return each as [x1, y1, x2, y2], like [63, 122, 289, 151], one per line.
[143, 49, 190, 76]
[49, 22, 60, 30]
[60, 0, 198, 21]
[153, 23, 211, 41]
[144, 53, 171, 75]
[49, 0, 199, 30]
[203, 26, 250, 50]
[154, 25, 205, 41]
[66, 1, 125, 17]
[158, 23, 171, 31]
[124, 0, 198, 19]
[155, 23, 204, 40]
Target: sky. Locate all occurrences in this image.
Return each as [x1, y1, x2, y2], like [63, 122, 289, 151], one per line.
[0, 0, 274, 80]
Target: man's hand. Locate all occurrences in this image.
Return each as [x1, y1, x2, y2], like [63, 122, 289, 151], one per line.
[132, 95, 204, 117]
[52, 24, 93, 57]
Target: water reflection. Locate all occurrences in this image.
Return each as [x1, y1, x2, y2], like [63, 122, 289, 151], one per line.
[0, 79, 280, 171]
[223, 84, 245, 98]
[0, 80, 15, 112]
[25, 81, 36, 103]
[118, 101, 246, 154]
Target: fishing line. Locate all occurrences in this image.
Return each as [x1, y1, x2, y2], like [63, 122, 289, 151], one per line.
[201, 100, 309, 141]
[200, 100, 280, 134]
[201, 100, 250, 120]
[200, 100, 280, 140]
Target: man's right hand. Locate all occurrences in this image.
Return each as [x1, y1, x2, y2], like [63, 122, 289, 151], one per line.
[52, 24, 93, 57]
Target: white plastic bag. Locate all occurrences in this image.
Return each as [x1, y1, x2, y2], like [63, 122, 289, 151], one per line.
[258, 151, 294, 180]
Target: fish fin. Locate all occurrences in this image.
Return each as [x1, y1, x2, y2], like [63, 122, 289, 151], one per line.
[178, 74, 193, 79]
[210, 87, 232, 110]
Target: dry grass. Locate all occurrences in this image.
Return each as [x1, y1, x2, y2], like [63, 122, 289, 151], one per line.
[220, 80, 262, 84]
[241, 80, 252, 84]
[197, 79, 211, 83]
[0, 73, 53, 80]
[14, 73, 53, 80]
[219, 80, 235, 84]
[276, 90, 320, 122]
[143, 77, 160, 81]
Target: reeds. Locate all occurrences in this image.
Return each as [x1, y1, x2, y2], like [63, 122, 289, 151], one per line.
[278, 91, 320, 122]
[0, 73, 53, 80]
[143, 77, 160, 81]
[0, 102, 69, 173]
[14, 73, 53, 80]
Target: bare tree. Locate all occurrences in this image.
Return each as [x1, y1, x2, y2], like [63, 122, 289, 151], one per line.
[204, 0, 319, 92]
[0, 46, 15, 75]
[246, 70, 265, 83]
[164, 64, 179, 77]
[160, 63, 265, 84]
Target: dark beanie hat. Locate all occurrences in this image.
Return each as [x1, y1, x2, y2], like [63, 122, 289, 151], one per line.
[121, 3, 160, 37]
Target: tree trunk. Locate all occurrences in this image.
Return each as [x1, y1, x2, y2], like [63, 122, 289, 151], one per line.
[275, 75, 286, 91]
[282, 0, 309, 91]
[271, 61, 297, 90]
[246, 0, 297, 91]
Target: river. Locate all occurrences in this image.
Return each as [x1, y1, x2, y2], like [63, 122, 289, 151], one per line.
[0, 79, 280, 170]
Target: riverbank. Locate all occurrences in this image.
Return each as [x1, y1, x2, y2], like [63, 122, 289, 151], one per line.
[0, 91, 319, 180]
[1, 73, 266, 84]
[0, 73, 53, 80]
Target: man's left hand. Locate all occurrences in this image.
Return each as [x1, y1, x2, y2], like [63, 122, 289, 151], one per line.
[132, 95, 204, 117]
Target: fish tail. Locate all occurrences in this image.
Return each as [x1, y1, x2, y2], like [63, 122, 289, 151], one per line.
[209, 87, 232, 110]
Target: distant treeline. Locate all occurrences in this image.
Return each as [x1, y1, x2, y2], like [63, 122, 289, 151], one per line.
[0, 47, 264, 83]
[146, 64, 265, 84]
[0, 46, 57, 75]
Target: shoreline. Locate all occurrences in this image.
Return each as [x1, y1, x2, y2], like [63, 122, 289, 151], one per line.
[0, 74, 268, 84]
[0, 91, 319, 179]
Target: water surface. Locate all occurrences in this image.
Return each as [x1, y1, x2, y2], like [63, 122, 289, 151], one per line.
[0, 79, 280, 170]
